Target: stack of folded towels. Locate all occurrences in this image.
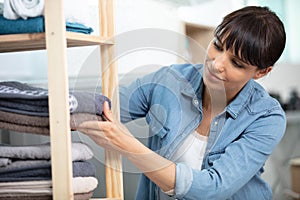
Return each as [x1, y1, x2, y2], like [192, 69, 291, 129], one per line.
[0, 81, 109, 198]
[0, 142, 98, 199]
[0, 0, 93, 35]
[0, 81, 110, 135]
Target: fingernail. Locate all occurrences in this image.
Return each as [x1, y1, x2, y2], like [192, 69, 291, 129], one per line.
[105, 101, 110, 109]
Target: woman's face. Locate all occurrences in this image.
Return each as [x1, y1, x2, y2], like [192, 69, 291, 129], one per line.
[203, 37, 271, 99]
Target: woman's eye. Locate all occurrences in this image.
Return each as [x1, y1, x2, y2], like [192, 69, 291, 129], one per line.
[213, 40, 223, 51]
[232, 60, 245, 68]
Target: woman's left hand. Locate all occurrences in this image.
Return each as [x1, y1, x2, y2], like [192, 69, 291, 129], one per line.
[77, 101, 134, 154]
[77, 101, 176, 192]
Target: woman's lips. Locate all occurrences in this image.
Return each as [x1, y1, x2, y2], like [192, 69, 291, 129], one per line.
[206, 67, 225, 82]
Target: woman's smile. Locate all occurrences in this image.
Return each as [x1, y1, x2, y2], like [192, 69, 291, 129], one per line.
[208, 68, 225, 82]
[204, 60, 226, 83]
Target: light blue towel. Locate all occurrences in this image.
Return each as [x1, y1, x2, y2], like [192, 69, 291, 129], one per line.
[0, 15, 93, 35]
[66, 22, 93, 34]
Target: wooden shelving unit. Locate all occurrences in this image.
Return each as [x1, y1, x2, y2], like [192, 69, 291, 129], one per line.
[0, 0, 123, 199]
[0, 32, 113, 53]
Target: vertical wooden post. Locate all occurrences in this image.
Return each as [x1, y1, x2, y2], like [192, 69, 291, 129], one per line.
[44, 0, 74, 199]
[99, 0, 124, 199]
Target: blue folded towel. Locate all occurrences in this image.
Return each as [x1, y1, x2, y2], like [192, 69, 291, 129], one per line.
[0, 15, 44, 34]
[0, 15, 93, 35]
[66, 22, 93, 34]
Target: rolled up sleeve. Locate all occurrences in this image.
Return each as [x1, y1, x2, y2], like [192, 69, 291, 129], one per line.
[174, 162, 193, 199]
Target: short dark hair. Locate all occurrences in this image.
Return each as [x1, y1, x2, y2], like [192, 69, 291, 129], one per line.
[215, 6, 286, 69]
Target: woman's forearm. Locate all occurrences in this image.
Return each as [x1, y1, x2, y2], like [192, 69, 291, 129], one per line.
[119, 133, 176, 192]
[77, 110, 176, 192]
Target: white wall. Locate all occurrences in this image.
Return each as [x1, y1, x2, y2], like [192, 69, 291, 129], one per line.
[257, 63, 300, 102]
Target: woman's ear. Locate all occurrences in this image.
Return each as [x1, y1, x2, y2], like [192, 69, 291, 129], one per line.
[253, 66, 273, 79]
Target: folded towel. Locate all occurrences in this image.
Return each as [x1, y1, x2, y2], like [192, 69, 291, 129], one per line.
[0, 176, 98, 194]
[0, 158, 11, 167]
[3, 0, 92, 28]
[72, 176, 98, 194]
[0, 81, 110, 116]
[0, 110, 49, 127]
[0, 15, 93, 35]
[0, 161, 96, 182]
[66, 22, 93, 34]
[3, 0, 44, 20]
[0, 15, 44, 34]
[0, 99, 48, 114]
[0, 191, 93, 200]
[0, 111, 103, 135]
[0, 110, 103, 129]
[0, 142, 93, 163]
[0, 121, 49, 135]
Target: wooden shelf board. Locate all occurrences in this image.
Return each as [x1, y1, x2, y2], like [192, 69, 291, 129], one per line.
[0, 32, 113, 53]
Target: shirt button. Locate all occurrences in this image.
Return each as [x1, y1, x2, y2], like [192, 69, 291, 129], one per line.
[214, 121, 218, 126]
[193, 99, 199, 105]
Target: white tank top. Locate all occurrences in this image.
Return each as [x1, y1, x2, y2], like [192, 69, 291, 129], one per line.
[171, 131, 208, 170]
[159, 131, 208, 199]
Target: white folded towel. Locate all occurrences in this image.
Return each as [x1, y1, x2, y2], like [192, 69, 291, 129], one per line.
[3, 0, 44, 20]
[2, 0, 91, 28]
[0, 176, 98, 194]
[0, 142, 94, 165]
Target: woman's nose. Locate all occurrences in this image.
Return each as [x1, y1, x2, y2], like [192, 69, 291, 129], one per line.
[213, 55, 226, 72]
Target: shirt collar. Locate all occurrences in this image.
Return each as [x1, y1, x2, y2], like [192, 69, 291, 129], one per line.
[181, 64, 204, 98]
[226, 79, 254, 119]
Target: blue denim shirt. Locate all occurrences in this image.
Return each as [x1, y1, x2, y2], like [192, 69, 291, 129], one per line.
[119, 64, 286, 200]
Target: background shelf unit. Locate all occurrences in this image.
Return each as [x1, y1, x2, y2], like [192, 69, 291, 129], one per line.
[0, 0, 123, 199]
[183, 22, 215, 64]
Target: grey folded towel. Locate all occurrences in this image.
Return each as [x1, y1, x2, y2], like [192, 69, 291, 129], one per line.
[0, 142, 93, 164]
[0, 161, 96, 182]
[0, 158, 11, 167]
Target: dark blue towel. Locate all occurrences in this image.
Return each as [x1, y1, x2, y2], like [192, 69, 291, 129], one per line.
[0, 161, 96, 182]
[0, 15, 93, 35]
[0, 81, 111, 117]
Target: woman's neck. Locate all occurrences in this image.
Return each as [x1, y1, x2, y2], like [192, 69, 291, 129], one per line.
[202, 86, 227, 115]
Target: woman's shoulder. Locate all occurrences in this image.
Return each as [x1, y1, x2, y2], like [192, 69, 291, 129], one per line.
[247, 81, 284, 115]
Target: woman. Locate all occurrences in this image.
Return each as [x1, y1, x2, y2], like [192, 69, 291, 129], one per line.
[78, 6, 286, 200]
